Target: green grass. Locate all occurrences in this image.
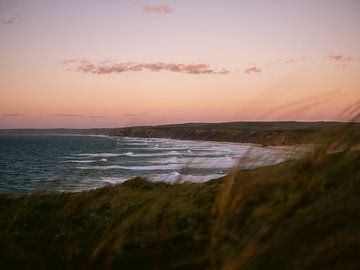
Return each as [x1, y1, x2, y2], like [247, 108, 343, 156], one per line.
[0, 147, 359, 269]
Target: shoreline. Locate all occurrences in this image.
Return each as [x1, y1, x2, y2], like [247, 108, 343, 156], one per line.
[0, 135, 304, 194]
[1, 121, 359, 146]
[1, 150, 358, 268]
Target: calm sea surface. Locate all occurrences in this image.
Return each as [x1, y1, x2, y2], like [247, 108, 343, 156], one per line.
[0, 135, 295, 193]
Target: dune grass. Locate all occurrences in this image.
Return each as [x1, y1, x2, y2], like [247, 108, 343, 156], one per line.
[0, 151, 359, 269]
[0, 122, 359, 269]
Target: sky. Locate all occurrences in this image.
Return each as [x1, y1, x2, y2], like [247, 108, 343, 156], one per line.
[1, 0, 360, 128]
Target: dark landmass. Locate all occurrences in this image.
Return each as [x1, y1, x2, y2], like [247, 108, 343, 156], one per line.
[110, 121, 360, 146]
[0, 149, 359, 269]
[1, 121, 360, 145]
[1, 121, 359, 269]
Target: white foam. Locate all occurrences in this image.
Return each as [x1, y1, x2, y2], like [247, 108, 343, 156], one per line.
[73, 137, 298, 186]
[75, 150, 186, 158]
[76, 163, 183, 171]
[100, 177, 130, 184]
[150, 157, 180, 164]
[76, 153, 124, 157]
[124, 151, 182, 157]
[182, 151, 226, 157]
[142, 147, 188, 151]
[149, 173, 226, 183]
[126, 143, 151, 146]
[64, 160, 99, 163]
[149, 156, 237, 169]
[149, 171, 181, 182]
[183, 156, 237, 169]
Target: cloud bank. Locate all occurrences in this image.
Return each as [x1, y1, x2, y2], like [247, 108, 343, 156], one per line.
[63, 58, 230, 75]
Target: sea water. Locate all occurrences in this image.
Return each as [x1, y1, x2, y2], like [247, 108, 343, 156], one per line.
[0, 135, 296, 193]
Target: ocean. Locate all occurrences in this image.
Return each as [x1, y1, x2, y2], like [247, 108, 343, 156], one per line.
[0, 135, 295, 193]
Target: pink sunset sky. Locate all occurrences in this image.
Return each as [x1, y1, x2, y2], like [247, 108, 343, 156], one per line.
[1, 0, 360, 128]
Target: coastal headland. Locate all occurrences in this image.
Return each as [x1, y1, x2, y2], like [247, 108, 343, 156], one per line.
[0, 121, 359, 269]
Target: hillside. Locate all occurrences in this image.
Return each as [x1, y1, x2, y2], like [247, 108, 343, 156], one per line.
[110, 121, 360, 146]
[0, 148, 359, 269]
[1, 121, 360, 146]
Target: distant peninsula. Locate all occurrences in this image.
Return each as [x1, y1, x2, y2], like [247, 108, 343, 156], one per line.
[1, 121, 359, 146]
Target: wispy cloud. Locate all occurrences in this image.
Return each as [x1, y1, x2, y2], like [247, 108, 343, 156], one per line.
[265, 59, 283, 66]
[244, 67, 262, 74]
[88, 115, 106, 119]
[265, 57, 306, 66]
[47, 114, 84, 118]
[284, 57, 306, 64]
[132, 0, 171, 14]
[2, 113, 24, 117]
[47, 113, 106, 118]
[62, 58, 79, 65]
[328, 53, 352, 62]
[63, 58, 229, 75]
[123, 114, 138, 117]
[1, 15, 23, 25]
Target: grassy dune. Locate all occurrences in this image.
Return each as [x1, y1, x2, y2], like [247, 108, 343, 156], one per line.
[1, 122, 359, 269]
[0, 149, 359, 269]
